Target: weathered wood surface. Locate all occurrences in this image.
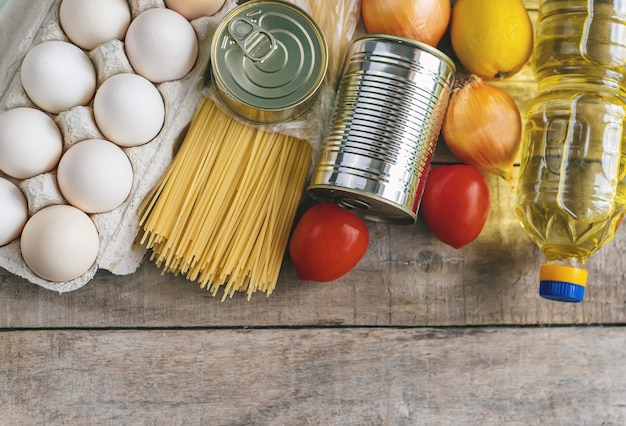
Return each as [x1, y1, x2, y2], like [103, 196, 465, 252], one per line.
[0, 0, 625, 328]
[2, 327, 626, 425]
[3, 1, 626, 424]
[0, 0, 620, 328]
[0, 0, 583, 330]
[3, 198, 626, 328]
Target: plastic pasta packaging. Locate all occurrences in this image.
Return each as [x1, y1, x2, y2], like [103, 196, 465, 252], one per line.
[137, 0, 361, 299]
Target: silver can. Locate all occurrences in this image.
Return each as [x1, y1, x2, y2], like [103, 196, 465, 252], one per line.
[307, 34, 456, 224]
[210, 0, 328, 124]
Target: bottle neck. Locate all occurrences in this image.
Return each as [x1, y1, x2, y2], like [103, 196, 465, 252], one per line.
[543, 258, 585, 269]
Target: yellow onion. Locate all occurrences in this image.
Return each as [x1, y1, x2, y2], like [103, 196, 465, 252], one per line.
[442, 75, 522, 183]
[361, 0, 451, 47]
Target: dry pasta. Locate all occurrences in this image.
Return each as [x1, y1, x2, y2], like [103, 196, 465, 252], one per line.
[138, 98, 312, 299]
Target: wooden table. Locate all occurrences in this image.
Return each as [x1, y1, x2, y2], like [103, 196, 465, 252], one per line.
[3, 0, 626, 424]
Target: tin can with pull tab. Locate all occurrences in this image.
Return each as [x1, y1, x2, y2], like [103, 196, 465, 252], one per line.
[210, 0, 328, 124]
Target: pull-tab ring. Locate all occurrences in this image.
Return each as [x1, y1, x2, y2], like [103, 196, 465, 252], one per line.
[228, 18, 277, 63]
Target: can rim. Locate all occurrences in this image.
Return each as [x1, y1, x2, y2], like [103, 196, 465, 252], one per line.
[308, 184, 418, 225]
[353, 33, 456, 74]
[210, 0, 328, 121]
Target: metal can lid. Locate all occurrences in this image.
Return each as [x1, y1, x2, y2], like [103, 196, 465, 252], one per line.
[211, 0, 327, 119]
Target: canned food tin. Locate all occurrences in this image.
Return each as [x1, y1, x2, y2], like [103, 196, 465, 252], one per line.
[307, 34, 455, 224]
[210, 0, 328, 124]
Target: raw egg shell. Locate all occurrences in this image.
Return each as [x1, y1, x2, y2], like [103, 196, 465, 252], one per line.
[124, 8, 199, 83]
[0, 177, 29, 247]
[93, 73, 165, 147]
[21, 40, 97, 114]
[0, 107, 63, 179]
[57, 139, 134, 214]
[164, 0, 226, 20]
[59, 0, 131, 51]
[20, 204, 100, 282]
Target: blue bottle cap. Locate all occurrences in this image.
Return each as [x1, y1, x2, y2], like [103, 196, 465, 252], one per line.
[539, 280, 585, 303]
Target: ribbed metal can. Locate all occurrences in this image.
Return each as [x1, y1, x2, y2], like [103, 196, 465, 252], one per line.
[308, 34, 456, 224]
[210, 0, 327, 124]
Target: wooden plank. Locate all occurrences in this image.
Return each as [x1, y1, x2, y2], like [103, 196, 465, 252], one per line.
[1, 326, 625, 424]
[3, 169, 626, 328]
[2, 0, 624, 329]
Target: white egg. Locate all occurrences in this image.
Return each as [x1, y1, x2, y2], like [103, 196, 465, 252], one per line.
[59, 0, 131, 51]
[164, 0, 226, 20]
[57, 139, 134, 214]
[125, 8, 199, 83]
[93, 73, 165, 147]
[20, 204, 100, 282]
[21, 40, 97, 114]
[0, 177, 28, 247]
[0, 107, 63, 179]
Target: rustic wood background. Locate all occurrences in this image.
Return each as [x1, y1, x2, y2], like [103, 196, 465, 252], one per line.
[3, 0, 626, 424]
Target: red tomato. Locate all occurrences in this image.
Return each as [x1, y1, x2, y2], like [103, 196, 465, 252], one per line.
[420, 164, 490, 249]
[289, 202, 369, 282]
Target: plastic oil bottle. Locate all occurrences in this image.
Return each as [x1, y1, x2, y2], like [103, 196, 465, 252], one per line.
[516, 0, 626, 302]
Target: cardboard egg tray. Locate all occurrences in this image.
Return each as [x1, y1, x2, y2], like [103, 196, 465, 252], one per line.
[0, 0, 238, 292]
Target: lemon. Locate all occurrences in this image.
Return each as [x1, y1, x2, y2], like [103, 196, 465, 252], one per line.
[450, 0, 533, 79]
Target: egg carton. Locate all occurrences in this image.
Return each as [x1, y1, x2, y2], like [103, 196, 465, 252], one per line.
[0, 0, 238, 292]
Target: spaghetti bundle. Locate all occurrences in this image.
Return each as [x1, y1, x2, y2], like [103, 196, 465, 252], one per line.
[138, 99, 311, 299]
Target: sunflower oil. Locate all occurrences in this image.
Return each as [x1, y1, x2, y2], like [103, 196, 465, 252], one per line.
[516, 0, 626, 302]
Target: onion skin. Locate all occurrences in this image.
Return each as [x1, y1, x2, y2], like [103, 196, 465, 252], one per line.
[361, 0, 451, 47]
[442, 76, 522, 183]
